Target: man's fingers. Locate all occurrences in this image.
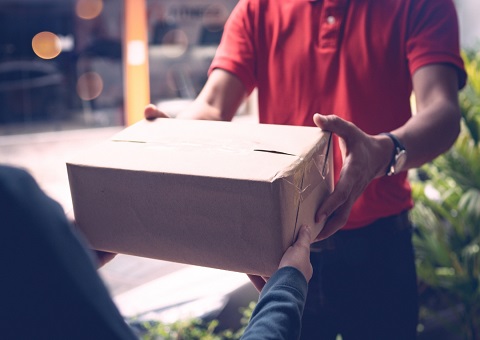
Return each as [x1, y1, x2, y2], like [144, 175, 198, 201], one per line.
[313, 113, 357, 141]
[315, 178, 352, 223]
[315, 175, 356, 240]
[295, 225, 313, 247]
[144, 104, 170, 120]
[315, 212, 348, 241]
[144, 104, 158, 120]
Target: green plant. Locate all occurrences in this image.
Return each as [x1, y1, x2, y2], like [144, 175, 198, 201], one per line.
[411, 50, 480, 339]
[459, 50, 480, 146]
[132, 301, 256, 340]
[139, 318, 221, 340]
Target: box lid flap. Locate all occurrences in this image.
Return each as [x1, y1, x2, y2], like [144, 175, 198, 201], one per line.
[111, 119, 321, 156]
[68, 119, 329, 182]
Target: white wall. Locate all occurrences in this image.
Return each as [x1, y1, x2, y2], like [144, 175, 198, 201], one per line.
[456, 0, 480, 49]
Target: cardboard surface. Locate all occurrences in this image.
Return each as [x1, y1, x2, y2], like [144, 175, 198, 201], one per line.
[67, 118, 333, 276]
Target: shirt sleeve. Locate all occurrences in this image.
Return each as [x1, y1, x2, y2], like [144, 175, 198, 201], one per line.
[406, 0, 467, 89]
[208, 0, 257, 94]
[241, 266, 308, 340]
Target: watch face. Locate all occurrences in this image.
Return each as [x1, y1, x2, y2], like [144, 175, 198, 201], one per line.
[394, 150, 407, 173]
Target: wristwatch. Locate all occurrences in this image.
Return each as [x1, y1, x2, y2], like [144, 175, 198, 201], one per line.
[381, 132, 407, 176]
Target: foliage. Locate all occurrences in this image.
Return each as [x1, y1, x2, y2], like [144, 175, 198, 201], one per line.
[459, 50, 480, 146]
[411, 50, 480, 339]
[132, 301, 256, 340]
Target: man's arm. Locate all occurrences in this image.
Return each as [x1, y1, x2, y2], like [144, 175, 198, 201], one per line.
[145, 69, 247, 121]
[314, 64, 461, 240]
[391, 64, 461, 169]
[241, 226, 313, 340]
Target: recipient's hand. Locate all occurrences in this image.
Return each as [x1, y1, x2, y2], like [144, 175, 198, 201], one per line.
[313, 114, 393, 241]
[144, 104, 171, 120]
[95, 251, 117, 268]
[278, 225, 313, 281]
[248, 225, 313, 292]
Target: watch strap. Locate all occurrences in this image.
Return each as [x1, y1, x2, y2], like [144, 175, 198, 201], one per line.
[380, 132, 406, 176]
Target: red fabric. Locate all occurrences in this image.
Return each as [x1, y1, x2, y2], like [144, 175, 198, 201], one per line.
[209, 0, 466, 229]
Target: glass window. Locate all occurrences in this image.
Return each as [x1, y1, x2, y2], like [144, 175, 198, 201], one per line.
[0, 0, 238, 134]
[147, 0, 237, 116]
[0, 0, 124, 135]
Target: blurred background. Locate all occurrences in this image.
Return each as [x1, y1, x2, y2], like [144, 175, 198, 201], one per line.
[0, 0, 259, 337]
[0, 0, 479, 338]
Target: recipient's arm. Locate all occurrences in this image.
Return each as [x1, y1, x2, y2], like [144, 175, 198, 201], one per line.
[241, 267, 308, 340]
[241, 226, 313, 340]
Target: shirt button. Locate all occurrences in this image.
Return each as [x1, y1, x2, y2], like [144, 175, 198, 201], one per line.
[327, 16, 336, 24]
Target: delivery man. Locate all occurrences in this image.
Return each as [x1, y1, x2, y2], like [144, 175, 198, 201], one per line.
[144, 0, 467, 338]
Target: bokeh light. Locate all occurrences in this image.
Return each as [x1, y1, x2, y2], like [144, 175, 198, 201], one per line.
[77, 72, 104, 101]
[32, 32, 61, 59]
[76, 0, 103, 20]
[127, 40, 146, 66]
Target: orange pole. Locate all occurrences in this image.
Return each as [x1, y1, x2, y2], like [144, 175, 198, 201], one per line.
[123, 0, 150, 126]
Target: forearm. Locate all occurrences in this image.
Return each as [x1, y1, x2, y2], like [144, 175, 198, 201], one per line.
[242, 267, 308, 340]
[176, 100, 223, 120]
[393, 97, 460, 170]
[376, 64, 461, 175]
[177, 68, 246, 121]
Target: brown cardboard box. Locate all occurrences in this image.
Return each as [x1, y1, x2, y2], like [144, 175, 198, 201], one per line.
[67, 118, 333, 276]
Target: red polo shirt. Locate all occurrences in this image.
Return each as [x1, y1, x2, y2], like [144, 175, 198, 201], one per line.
[209, 0, 466, 229]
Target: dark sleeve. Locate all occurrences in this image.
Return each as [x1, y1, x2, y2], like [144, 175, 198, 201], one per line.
[0, 165, 137, 340]
[241, 266, 308, 340]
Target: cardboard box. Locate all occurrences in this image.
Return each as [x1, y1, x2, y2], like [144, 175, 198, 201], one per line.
[67, 118, 333, 276]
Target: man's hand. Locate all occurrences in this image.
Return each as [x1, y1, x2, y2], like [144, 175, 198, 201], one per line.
[248, 225, 313, 292]
[144, 104, 171, 120]
[313, 66, 461, 241]
[313, 114, 393, 241]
